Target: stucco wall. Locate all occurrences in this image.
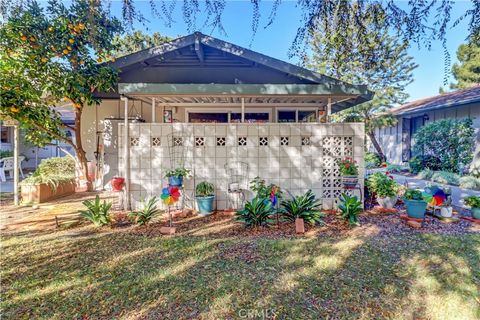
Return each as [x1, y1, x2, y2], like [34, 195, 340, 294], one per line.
[375, 103, 480, 166]
[117, 122, 365, 210]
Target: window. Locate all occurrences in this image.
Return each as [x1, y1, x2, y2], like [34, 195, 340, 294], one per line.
[277, 109, 318, 123]
[231, 112, 269, 123]
[1, 127, 10, 143]
[188, 112, 228, 123]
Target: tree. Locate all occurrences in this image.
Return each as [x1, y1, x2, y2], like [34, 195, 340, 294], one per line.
[112, 31, 172, 57]
[450, 36, 480, 89]
[303, 5, 417, 161]
[0, 0, 122, 187]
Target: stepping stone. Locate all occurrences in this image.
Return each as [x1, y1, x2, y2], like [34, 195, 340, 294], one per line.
[160, 226, 176, 235]
[223, 208, 236, 216]
[406, 220, 422, 229]
[400, 213, 424, 223]
[432, 214, 459, 224]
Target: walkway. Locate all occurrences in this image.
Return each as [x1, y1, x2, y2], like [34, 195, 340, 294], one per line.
[391, 174, 480, 208]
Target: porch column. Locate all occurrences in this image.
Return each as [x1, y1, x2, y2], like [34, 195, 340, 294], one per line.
[13, 124, 19, 206]
[121, 96, 131, 210]
[327, 98, 332, 122]
[241, 97, 245, 122]
[151, 97, 156, 123]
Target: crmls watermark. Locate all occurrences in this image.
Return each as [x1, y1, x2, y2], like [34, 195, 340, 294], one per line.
[238, 308, 277, 319]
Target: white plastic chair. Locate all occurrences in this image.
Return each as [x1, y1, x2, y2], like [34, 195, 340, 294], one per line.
[0, 156, 25, 182]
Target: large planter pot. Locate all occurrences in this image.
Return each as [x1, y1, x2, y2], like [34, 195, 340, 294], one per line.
[377, 195, 398, 209]
[342, 176, 358, 189]
[472, 207, 480, 220]
[168, 176, 183, 187]
[440, 206, 453, 218]
[111, 177, 124, 191]
[21, 180, 76, 204]
[196, 195, 215, 215]
[404, 199, 428, 219]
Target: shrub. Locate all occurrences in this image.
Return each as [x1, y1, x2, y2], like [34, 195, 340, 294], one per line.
[249, 177, 283, 201]
[367, 172, 398, 198]
[80, 195, 112, 226]
[431, 171, 460, 186]
[417, 169, 434, 180]
[0, 150, 13, 159]
[236, 197, 274, 227]
[365, 152, 381, 168]
[409, 155, 442, 174]
[21, 156, 75, 189]
[337, 193, 362, 226]
[413, 118, 475, 173]
[280, 190, 323, 225]
[129, 196, 159, 225]
[459, 176, 480, 191]
[337, 157, 359, 176]
[386, 163, 403, 173]
[464, 196, 480, 208]
[195, 181, 215, 197]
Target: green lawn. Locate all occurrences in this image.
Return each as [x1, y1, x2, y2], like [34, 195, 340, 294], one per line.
[1, 231, 479, 319]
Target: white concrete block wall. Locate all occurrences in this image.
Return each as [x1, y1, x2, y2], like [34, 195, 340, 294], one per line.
[118, 123, 365, 210]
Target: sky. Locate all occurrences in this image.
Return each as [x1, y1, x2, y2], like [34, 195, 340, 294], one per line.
[109, 0, 473, 102]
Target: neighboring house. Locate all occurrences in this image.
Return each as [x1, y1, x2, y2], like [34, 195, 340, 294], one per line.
[375, 85, 480, 168]
[9, 32, 374, 209]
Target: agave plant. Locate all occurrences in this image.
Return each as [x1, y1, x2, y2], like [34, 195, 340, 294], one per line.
[280, 190, 323, 225]
[80, 195, 112, 227]
[236, 197, 274, 227]
[129, 196, 159, 225]
[338, 193, 362, 226]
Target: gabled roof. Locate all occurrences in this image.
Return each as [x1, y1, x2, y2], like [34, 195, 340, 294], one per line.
[390, 85, 480, 116]
[110, 32, 373, 110]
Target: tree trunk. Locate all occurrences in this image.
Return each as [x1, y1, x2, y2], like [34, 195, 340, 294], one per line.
[74, 108, 92, 191]
[367, 130, 386, 162]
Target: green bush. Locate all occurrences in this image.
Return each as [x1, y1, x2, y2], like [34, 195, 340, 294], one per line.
[21, 156, 76, 189]
[80, 195, 112, 226]
[337, 193, 362, 226]
[129, 197, 159, 225]
[386, 163, 403, 173]
[464, 196, 480, 208]
[459, 176, 480, 191]
[417, 169, 434, 180]
[366, 172, 398, 198]
[412, 118, 475, 173]
[280, 190, 324, 225]
[236, 197, 274, 227]
[365, 152, 382, 168]
[409, 155, 442, 174]
[249, 177, 283, 201]
[431, 171, 460, 186]
[0, 150, 13, 159]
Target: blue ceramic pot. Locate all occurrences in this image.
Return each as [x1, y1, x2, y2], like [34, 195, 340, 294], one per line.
[472, 207, 480, 220]
[168, 176, 183, 186]
[404, 199, 427, 219]
[196, 196, 215, 215]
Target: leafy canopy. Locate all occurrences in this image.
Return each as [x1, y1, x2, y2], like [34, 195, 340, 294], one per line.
[451, 36, 480, 89]
[0, 0, 122, 147]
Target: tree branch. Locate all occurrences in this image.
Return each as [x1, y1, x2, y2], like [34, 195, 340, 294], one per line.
[30, 121, 76, 148]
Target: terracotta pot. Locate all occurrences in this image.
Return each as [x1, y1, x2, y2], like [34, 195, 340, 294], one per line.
[21, 180, 75, 203]
[295, 218, 305, 234]
[111, 177, 125, 191]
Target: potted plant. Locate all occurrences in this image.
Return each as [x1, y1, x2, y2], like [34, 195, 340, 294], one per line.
[111, 176, 125, 191]
[403, 189, 428, 219]
[195, 181, 215, 215]
[337, 157, 359, 189]
[164, 167, 190, 186]
[464, 196, 480, 220]
[367, 172, 399, 208]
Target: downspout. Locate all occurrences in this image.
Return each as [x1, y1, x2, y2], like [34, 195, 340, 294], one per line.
[121, 95, 131, 210]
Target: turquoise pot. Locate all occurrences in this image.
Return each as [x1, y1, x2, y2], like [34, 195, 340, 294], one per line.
[472, 207, 480, 220]
[168, 176, 183, 186]
[196, 196, 215, 215]
[404, 199, 427, 219]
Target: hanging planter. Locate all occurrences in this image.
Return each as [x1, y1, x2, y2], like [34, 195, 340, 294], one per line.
[111, 177, 125, 191]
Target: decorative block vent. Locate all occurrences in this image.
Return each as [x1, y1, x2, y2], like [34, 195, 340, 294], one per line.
[216, 137, 226, 146]
[151, 137, 161, 147]
[173, 137, 183, 147]
[130, 137, 140, 147]
[195, 137, 205, 147]
[238, 137, 247, 146]
[259, 137, 268, 146]
[280, 136, 289, 146]
[301, 136, 311, 146]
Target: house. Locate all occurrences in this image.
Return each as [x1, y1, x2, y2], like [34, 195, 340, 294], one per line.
[17, 32, 374, 209]
[375, 85, 480, 169]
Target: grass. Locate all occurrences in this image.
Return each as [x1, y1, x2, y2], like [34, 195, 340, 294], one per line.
[1, 231, 479, 319]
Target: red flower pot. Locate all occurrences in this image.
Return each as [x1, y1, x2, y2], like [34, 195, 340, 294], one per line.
[111, 177, 125, 191]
